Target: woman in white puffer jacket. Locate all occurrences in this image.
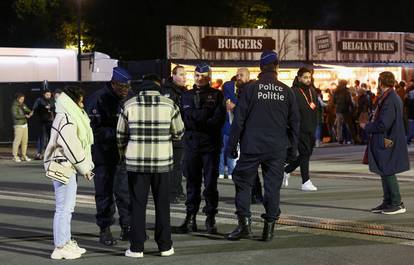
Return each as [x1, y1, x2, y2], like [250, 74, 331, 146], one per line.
[43, 86, 94, 260]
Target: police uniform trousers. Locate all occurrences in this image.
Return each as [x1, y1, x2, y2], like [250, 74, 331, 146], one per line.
[170, 146, 184, 200]
[183, 150, 220, 216]
[285, 132, 315, 183]
[232, 151, 285, 221]
[93, 163, 131, 229]
[127, 171, 172, 253]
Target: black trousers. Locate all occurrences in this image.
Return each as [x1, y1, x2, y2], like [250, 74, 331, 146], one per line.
[232, 152, 285, 222]
[93, 163, 131, 229]
[285, 132, 315, 184]
[252, 172, 263, 198]
[170, 146, 184, 199]
[128, 171, 172, 252]
[183, 150, 220, 216]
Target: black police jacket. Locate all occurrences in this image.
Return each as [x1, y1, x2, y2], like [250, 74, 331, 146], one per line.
[162, 78, 187, 149]
[227, 71, 300, 156]
[181, 84, 225, 152]
[85, 84, 134, 166]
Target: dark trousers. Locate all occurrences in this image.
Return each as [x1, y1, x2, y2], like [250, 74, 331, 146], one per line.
[381, 175, 402, 206]
[285, 132, 314, 184]
[36, 122, 52, 154]
[170, 147, 184, 200]
[93, 163, 131, 229]
[183, 150, 220, 216]
[128, 171, 172, 252]
[252, 172, 263, 198]
[232, 152, 285, 222]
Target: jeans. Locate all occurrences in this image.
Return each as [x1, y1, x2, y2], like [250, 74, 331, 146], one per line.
[53, 174, 77, 247]
[380, 175, 402, 206]
[315, 123, 322, 141]
[407, 120, 414, 144]
[219, 135, 237, 175]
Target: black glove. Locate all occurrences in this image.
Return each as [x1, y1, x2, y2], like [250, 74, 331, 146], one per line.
[193, 91, 201, 109]
[226, 146, 239, 159]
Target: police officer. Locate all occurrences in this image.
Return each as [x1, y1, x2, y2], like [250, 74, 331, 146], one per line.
[225, 51, 300, 241]
[161, 65, 187, 204]
[86, 66, 134, 246]
[176, 63, 225, 234]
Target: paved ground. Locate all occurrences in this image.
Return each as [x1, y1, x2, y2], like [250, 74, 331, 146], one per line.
[1, 144, 414, 265]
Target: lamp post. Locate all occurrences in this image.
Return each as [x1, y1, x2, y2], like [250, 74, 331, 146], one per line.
[77, 0, 81, 82]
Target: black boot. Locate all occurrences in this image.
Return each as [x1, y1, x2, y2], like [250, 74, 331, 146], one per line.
[119, 226, 130, 241]
[262, 220, 276, 242]
[205, 215, 217, 234]
[99, 227, 117, 246]
[175, 213, 197, 234]
[226, 216, 252, 241]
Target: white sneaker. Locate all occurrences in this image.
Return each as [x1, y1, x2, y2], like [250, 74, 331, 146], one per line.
[227, 175, 232, 180]
[219, 174, 225, 179]
[161, 247, 174, 257]
[68, 239, 86, 254]
[283, 172, 290, 187]
[51, 243, 81, 260]
[22, 156, 32, 161]
[13, 157, 21, 163]
[301, 180, 317, 191]
[125, 248, 143, 258]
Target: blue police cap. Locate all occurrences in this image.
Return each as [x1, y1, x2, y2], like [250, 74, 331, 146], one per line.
[112, 66, 132, 83]
[260, 50, 278, 67]
[195, 63, 211, 73]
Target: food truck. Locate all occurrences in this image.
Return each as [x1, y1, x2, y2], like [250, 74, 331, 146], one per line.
[166, 25, 414, 96]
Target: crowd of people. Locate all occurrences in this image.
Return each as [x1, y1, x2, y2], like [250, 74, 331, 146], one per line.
[9, 50, 412, 260]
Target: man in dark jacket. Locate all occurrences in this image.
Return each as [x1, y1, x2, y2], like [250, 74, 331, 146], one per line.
[283, 68, 318, 191]
[32, 89, 54, 160]
[225, 51, 300, 241]
[361, 71, 410, 215]
[86, 66, 134, 245]
[334, 80, 358, 144]
[176, 63, 225, 235]
[162, 65, 187, 204]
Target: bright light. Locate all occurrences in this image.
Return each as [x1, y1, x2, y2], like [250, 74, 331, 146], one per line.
[337, 68, 355, 79]
[257, 25, 264, 29]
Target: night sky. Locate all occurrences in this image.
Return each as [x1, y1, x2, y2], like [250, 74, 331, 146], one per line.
[1, 0, 413, 60]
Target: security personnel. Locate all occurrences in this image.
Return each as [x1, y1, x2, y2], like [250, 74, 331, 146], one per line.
[161, 65, 187, 204]
[86, 66, 134, 246]
[177, 63, 225, 234]
[225, 51, 300, 241]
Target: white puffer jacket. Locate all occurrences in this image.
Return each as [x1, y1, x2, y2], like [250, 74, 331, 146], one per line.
[44, 113, 94, 175]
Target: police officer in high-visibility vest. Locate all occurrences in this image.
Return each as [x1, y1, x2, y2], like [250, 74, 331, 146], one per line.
[176, 63, 225, 234]
[225, 51, 300, 241]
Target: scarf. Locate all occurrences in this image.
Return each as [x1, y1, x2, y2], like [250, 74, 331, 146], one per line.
[55, 92, 94, 158]
[362, 88, 394, 164]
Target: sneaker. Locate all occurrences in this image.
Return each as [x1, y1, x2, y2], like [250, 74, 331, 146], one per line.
[227, 174, 232, 180]
[370, 202, 390, 213]
[68, 239, 86, 254]
[125, 248, 143, 258]
[283, 172, 290, 187]
[13, 157, 21, 163]
[382, 203, 406, 215]
[34, 153, 43, 160]
[219, 174, 225, 179]
[301, 180, 317, 191]
[160, 247, 174, 257]
[51, 243, 81, 260]
[22, 156, 31, 161]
